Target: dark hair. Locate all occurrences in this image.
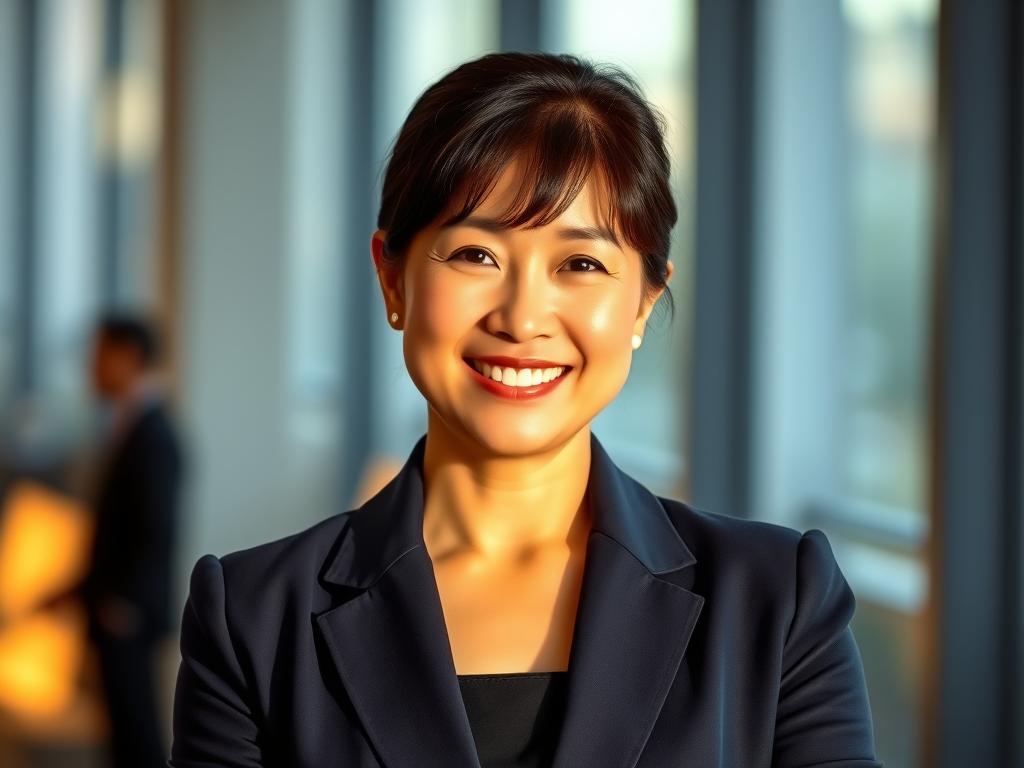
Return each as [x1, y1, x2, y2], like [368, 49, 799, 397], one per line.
[96, 311, 161, 366]
[376, 52, 677, 322]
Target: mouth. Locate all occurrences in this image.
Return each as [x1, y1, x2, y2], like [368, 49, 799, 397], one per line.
[462, 356, 573, 388]
[461, 356, 575, 402]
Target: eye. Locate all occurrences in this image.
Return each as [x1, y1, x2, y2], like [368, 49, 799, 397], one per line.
[561, 256, 607, 273]
[449, 247, 497, 267]
[445, 248, 607, 273]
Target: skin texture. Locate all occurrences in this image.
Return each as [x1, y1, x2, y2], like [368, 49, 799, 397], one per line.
[372, 160, 673, 673]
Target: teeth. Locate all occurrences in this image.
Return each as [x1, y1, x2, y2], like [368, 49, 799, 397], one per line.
[470, 359, 567, 387]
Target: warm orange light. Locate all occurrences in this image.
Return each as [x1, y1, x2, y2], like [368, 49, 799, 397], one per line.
[0, 605, 86, 717]
[0, 481, 92, 620]
[0, 481, 93, 718]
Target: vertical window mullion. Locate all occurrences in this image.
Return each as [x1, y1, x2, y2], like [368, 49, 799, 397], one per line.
[930, 0, 1022, 764]
[15, 0, 39, 398]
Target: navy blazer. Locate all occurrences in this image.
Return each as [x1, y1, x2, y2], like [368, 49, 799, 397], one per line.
[169, 432, 881, 767]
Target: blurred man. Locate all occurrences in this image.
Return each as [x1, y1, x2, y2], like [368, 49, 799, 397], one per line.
[55, 312, 184, 767]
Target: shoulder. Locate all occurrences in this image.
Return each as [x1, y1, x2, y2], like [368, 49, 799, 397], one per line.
[650, 502, 875, 760]
[125, 401, 183, 458]
[656, 496, 852, 616]
[223, 511, 350, 571]
[177, 512, 357, 719]
[187, 511, 353, 622]
[658, 495, 803, 561]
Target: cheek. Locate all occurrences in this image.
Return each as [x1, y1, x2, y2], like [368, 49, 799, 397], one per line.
[568, 287, 642, 410]
[401, 271, 485, 398]
[572, 291, 637, 361]
[405, 270, 481, 348]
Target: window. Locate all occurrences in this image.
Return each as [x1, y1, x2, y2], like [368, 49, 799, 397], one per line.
[753, 1, 937, 765]
[1, 0, 162, 451]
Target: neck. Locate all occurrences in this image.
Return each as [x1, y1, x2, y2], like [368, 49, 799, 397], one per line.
[421, 413, 593, 563]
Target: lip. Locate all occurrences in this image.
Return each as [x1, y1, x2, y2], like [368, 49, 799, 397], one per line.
[462, 356, 573, 401]
[464, 355, 573, 370]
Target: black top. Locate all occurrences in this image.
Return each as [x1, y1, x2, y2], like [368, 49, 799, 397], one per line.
[456, 671, 570, 768]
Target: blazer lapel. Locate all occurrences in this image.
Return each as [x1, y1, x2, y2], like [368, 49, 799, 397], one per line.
[314, 431, 704, 768]
[548, 435, 704, 768]
[314, 435, 481, 768]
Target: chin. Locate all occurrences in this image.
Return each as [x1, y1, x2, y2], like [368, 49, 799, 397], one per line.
[454, 416, 583, 459]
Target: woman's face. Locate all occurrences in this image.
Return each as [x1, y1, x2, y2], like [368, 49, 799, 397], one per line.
[372, 161, 671, 457]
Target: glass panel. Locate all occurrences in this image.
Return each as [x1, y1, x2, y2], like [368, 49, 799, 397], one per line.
[841, 0, 935, 516]
[107, 0, 163, 305]
[34, 0, 104, 444]
[840, 5, 936, 763]
[284, 0, 348, 518]
[542, 0, 697, 498]
[753, 1, 937, 766]
[26, 0, 161, 450]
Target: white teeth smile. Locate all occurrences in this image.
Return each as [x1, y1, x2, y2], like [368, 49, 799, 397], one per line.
[468, 359, 568, 387]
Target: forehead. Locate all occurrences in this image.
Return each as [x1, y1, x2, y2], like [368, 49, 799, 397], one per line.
[438, 156, 620, 241]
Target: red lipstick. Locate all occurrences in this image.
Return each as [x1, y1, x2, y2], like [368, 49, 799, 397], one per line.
[462, 357, 572, 401]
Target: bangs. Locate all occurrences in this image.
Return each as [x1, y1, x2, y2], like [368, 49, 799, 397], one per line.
[437, 103, 622, 247]
[377, 52, 677, 303]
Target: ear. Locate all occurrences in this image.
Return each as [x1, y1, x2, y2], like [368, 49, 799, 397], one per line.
[633, 259, 673, 336]
[371, 230, 405, 328]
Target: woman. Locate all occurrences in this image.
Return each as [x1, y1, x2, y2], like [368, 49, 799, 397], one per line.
[169, 52, 881, 768]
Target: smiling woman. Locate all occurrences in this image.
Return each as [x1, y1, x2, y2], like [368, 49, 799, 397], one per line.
[378, 156, 670, 456]
[169, 52, 881, 768]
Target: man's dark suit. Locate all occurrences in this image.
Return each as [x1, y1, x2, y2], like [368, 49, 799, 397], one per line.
[169, 431, 881, 767]
[82, 397, 184, 768]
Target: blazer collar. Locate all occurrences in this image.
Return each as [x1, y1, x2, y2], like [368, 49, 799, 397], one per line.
[315, 431, 704, 768]
[321, 430, 695, 589]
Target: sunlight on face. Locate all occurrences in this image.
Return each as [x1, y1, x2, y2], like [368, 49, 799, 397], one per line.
[379, 160, 662, 458]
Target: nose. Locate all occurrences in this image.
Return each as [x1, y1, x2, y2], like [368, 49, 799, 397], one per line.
[484, 258, 555, 343]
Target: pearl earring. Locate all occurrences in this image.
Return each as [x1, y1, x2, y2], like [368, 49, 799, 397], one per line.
[631, 334, 642, 350]
[390, 312, 399, 324]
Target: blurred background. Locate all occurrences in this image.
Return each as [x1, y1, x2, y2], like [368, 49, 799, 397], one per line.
[0, 0, 1020, 766]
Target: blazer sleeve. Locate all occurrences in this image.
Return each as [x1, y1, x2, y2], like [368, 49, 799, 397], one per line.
[771, 529, 883, 768]
[168, 554, 265, 768]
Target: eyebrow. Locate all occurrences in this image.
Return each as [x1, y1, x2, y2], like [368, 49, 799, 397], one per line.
[442, 215, 621, 248]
